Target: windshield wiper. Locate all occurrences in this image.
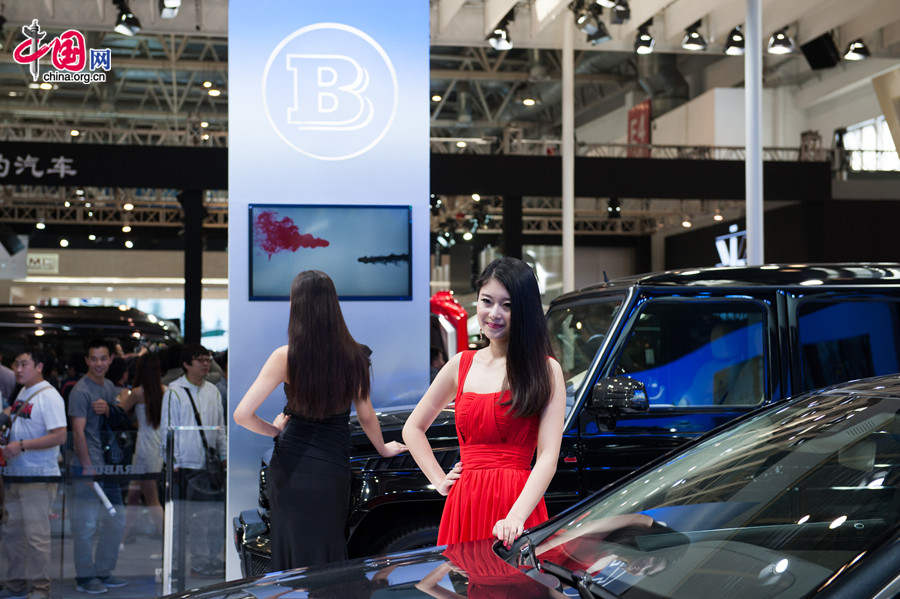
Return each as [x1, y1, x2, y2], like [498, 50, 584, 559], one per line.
[540, 560, 621, 599]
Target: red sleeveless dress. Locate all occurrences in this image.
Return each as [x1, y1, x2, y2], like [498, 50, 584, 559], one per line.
[437, 350, 549, 545]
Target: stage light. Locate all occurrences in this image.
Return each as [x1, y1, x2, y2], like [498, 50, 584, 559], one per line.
[725, 26, 744, 55]
[201, 133, 210, 141]
[487, 26, 512, 51]
[843, 39, 870, 61]
[123, 202, 134, 211]
[88, 234, 97, 241]
[113, 0, 141, 36]
[125, 240, 134, 248]
[203, 81, 212, 88]
[472, 193, 481, 202]
[70, 129, 80, 137]
[462, 231, 473, 241]
[35, 221, 46, 230]
[635, 21, 654, 55]
[64, 201, 71, 208]
[208, 89, 221, 97]
[522, 97, 537, 106]
[431, 94, 442, 102]
[713, 209, 724, 222]
[456, 141, 467, 148]
[768, 28, 794, 55]
[681, 216, 692, 228]
[200, 121, 209, 128]
[75, 188, 85, 196]
[159, 0, 180, 19]
[59, 238, 69, 247]
[611, 0, 629, 25]
[122, 225, 132, 233]
[681, 21, 707, 51]
[39, 82, 52, 90]
[607, 198, 621, 219]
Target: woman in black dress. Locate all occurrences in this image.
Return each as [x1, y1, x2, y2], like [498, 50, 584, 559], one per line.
[234, 270, 406, 570]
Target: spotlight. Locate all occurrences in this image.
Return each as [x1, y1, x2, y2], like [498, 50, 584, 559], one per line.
[595, 0, 616, 7]
[724, 26, 744, 56]
[125, 240, 134, 248]
[462, 231, 473, 241]
[522, 97, 537, 106]
[39, 82, 53, 90]
[681, 216, 692, 228]
[200, 121, 209, 128]
[64, 201, 71, 208]
[634, 20, 654, 55]
[35, 221, 46, 230]
[843, 39, 870, 61]
[203, 81, 212, 88]
[472, 193, 481, 202]
[588, 21, 611, 45]
[607, 198, 622, 219]
[713, 209, 724, 222]
[75, 188, 85, 196]
[122, 225, 132, 233]
[767, 28, 794, 55]
[159, 0, 180, 19]
[113, 0, 142, 36]
[681, 20, 707, 51]
[201, 133, 210, 141]
[123, 202, 134, 211]
[456, 141, 467, 148]
[59, 238, 69, 247]
[431, 94, 442, 102]
[208, 89, 221, 97]
[88, 234, 97, 241]
[487, 25, 512, 51]
[70, 129, 80, 137]
[573, 2, 611, 45]
[611, 0, 630, 25]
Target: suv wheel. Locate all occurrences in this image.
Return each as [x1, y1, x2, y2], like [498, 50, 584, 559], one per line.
[377, 522, 440, 553]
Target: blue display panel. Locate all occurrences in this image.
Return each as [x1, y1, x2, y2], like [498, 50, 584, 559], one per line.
[249, 204, 411, 301]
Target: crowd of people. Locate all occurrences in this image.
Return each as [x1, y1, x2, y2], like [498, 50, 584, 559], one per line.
[0, 337, 229, 599]
[0, 255, 569, 596]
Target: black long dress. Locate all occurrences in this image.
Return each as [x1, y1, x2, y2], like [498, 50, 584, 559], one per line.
[267, 407, 351, 571]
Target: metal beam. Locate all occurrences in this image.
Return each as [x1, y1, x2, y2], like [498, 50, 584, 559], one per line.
[794, 58, 900, 108]
[430, 69, 627, 83]
[796, 0, 879, 45]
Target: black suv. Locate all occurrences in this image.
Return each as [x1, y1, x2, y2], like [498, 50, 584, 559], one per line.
[234, 263, 900, 576]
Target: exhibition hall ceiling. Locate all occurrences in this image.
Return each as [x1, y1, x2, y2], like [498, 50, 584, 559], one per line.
[0, 0, 896, 148]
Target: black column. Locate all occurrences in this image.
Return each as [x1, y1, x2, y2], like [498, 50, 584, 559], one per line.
[502, 195, 522, 259]
[179, 189, 203, 344]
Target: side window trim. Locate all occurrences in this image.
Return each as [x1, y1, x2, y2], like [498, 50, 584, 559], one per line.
[599, 294, 773, 411]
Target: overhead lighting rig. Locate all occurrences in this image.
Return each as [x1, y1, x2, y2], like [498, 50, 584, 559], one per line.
[113, 0, 141, 36]
[634, 19, 654, 55]
[611, 0, 629, 25]
[724, 26, 744, 56]
[843, 39, 870, 61]
[570, 0, 611, 46]
[681, 20, 707, 51]
[487, 10, 514, 51]
[767, 27, 795, 55]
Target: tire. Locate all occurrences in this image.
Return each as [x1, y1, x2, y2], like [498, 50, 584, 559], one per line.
[377, 522, 440, 554]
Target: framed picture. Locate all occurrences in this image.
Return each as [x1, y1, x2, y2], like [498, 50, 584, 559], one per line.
[249, 204, 412, 301]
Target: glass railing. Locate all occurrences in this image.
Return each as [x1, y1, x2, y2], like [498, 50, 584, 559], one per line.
[0, 426, 226, 599]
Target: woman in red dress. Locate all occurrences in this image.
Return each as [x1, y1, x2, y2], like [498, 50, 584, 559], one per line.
[404, 257, 566, 548]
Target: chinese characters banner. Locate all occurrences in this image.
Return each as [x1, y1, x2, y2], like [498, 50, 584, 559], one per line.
[627, 99, 652, 158]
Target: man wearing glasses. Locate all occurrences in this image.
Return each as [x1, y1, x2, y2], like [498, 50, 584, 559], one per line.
[160, 344, 227, 584]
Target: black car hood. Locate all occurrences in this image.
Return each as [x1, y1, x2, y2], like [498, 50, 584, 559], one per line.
[348, 406, 456, 433]
[165, 539, 558, 598]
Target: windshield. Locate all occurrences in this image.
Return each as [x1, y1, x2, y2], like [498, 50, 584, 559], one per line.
[547, 296, 625, 418]
[535, 390, 900, 598]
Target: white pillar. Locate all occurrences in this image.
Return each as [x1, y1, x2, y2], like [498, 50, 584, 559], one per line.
[562, 19, 575, 292]
[745, 0, 764, 264]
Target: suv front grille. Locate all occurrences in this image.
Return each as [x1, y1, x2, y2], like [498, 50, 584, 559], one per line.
[361, 448, 459, 472]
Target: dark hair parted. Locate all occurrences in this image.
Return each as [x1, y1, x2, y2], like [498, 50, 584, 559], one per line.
[475, 257, 553, 418]
[134, 352, 164, 429]
[180, 343, 210, 369]
[286, 270, 370, 419]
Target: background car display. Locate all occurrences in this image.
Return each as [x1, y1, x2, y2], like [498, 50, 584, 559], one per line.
[234, 263, 900, 577]
[202, 374, 900, 598]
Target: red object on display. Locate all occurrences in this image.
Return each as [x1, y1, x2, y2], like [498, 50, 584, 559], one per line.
[430, 291, 468, 354]
[627, 99, 652, 158]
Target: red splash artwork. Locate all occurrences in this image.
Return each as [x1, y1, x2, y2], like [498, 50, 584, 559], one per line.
[254, 211, 329, 259]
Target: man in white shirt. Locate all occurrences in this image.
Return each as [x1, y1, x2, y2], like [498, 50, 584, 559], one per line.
[0, 348, 66, 599]
[160, 344, 226, 583]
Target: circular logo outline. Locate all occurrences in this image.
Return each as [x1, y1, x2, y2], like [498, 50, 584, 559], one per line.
[262, 22, 399, 161]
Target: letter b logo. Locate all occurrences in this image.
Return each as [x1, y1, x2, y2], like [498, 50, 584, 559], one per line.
[264, 23, 397, 161]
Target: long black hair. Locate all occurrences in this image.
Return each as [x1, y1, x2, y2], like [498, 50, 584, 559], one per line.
[134, 352, 163, 429]
[286, 270, 370, 419]
[475, 257, 552, 417]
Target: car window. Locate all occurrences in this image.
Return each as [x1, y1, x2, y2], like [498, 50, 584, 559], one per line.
[547, 297, 625, 418]
[613, 301, 766, 407]
[535, 391, 900, 599]
[798, 299, 900, 393]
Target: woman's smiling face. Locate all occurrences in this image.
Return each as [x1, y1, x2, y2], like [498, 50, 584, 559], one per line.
[477, 277, 512, 341]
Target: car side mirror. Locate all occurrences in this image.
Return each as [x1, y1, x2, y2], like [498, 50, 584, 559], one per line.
[587, 377, 649, 430]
